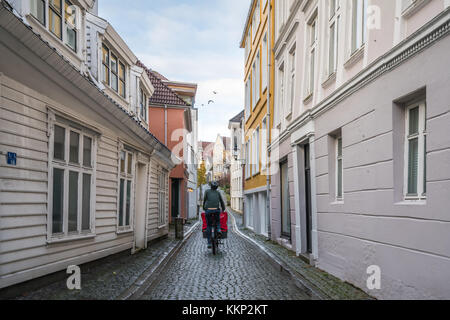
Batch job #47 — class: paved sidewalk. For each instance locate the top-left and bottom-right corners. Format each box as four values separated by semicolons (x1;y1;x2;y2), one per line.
228;208;373;300
11;223;199;300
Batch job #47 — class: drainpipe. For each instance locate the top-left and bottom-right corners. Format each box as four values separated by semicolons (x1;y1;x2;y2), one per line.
266;0;272;239
164;104;168;145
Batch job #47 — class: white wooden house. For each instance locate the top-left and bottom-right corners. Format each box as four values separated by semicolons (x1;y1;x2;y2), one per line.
0;0;173;289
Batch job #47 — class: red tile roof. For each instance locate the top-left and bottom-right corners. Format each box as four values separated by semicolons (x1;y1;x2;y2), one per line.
136;60;188;107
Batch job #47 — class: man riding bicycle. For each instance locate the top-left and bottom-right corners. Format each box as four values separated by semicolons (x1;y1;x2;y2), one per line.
203;181;226;249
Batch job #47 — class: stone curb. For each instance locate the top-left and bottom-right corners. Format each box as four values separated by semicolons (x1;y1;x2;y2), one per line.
118;220;201;300
228;210;328;300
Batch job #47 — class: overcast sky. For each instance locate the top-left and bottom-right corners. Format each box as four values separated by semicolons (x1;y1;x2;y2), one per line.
99;0;249;142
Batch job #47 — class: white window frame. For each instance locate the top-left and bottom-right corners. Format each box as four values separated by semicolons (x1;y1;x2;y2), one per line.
102;44;127;99
47;113;97;243
288;44;296;117
262;32;268;92
351;0;367;54
336;135;343;201
277;61;285;126
245;76;251;120
261;117;268;171
254;127;260;175
252;51;260;110
29;0;80;53
139;86;148;123
117;145;135;233
306;14;318;97
328;0;340;76
404;101;427;201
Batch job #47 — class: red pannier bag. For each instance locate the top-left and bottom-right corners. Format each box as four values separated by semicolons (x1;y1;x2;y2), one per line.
201;212;228;239
220;211;228;239
201;212;207;238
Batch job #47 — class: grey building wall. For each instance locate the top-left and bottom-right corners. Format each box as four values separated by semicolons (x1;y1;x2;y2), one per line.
313;34;450;299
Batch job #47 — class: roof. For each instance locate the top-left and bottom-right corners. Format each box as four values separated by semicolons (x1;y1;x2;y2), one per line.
199;141;214;159
136;60;188;107
229;110;244;123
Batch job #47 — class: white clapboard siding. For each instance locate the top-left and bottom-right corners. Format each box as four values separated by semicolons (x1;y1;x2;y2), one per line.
146;159;169;241
0;75;142;288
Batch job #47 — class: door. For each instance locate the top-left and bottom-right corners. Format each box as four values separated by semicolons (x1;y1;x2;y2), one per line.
304;144;313;253
171;179;180;218
135;163;148;250
280;161;291;239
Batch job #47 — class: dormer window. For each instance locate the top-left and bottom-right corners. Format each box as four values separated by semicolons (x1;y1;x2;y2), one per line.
139;87;148;122
29;0;78;53
102;44;127;99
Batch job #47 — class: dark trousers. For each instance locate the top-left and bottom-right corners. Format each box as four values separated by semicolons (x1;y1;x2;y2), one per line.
205;209;221;244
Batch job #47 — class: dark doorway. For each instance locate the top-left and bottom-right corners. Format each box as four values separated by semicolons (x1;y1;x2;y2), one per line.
171;179;180;218
280;160;291;239
304;144;312;253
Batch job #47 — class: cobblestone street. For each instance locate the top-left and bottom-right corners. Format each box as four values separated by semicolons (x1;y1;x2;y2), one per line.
139;226;313;300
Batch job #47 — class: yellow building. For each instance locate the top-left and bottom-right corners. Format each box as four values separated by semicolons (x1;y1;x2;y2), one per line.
239;0;274;236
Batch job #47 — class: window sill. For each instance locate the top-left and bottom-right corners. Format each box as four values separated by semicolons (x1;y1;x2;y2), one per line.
103;86;129;106
116;228;133;235
331;200;344;205
344;45;365;69
396;198;427;205
303;92;313;104
402;0;431;18
47;234;96;245
322;72;336;88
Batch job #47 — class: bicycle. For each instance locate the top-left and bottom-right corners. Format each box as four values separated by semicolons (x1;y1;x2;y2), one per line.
210;211;222;255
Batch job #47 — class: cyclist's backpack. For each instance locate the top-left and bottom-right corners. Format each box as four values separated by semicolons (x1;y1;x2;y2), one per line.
220;212;228;239
201;212;207;238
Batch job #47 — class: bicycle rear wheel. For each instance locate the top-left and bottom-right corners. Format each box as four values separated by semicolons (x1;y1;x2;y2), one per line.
212;235;217;255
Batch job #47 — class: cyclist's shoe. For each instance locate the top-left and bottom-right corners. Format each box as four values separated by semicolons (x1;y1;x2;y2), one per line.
207;244;212;249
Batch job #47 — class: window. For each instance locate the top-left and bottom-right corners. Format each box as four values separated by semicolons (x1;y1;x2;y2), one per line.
254;127;260;175
48;0;62;39
64;1;76;52
30;0;45;25
102;45;127;97
158;169;168;227
252;1;260;42
404;102;427;200
276;62;285;126
288;45;296;116
245;142;250;179
336;136;343;201
118;149;134;230
262;32;268;91
50;119;94;238
245;76;250;120
110;54;118;92
261;117;268;171
252;51;260;109
119;62;126;98
102;45;110;85
29;0;78;51
139;87;147;122
351;0;367;53
328;0;340;75
307;15;318;96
